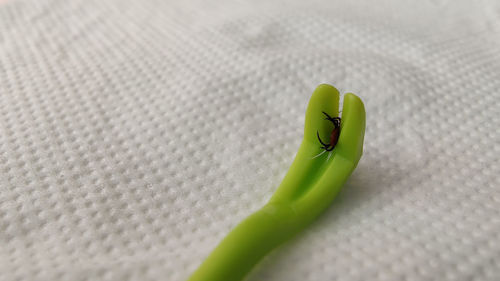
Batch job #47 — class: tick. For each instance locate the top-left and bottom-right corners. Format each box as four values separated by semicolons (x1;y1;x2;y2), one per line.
312;111;341;160
317;111;341;151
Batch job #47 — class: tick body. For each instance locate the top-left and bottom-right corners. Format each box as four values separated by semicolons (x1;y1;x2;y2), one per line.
317;111;341;151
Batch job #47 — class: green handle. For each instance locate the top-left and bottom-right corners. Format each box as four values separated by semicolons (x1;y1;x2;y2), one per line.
188;84;366;281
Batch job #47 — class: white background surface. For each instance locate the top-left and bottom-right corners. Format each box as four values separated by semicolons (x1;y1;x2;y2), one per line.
1;0;500;280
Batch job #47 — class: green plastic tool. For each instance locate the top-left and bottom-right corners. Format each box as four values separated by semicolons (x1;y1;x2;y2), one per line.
188;84;366;281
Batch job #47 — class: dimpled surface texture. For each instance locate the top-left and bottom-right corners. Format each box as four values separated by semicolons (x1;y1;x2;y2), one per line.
1;0;500;280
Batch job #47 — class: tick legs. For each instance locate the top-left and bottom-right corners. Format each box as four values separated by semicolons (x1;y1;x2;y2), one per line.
322;111;341;128
316;131;334;151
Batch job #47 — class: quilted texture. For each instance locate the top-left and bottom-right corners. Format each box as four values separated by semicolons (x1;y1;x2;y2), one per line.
1;0;500;280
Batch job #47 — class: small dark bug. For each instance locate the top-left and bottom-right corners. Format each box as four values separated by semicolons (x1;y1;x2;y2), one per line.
317;111;341;151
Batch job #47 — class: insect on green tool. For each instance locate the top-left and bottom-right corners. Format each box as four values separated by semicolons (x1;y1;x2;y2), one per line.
188;84;366;281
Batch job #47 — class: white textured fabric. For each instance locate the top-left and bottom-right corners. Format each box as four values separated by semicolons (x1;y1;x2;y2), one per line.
1;0;500;280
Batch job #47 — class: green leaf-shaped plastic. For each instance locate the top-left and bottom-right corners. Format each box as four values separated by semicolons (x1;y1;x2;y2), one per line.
188;84;366;281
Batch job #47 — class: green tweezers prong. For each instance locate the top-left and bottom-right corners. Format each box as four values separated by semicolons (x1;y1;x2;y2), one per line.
188;84;366;281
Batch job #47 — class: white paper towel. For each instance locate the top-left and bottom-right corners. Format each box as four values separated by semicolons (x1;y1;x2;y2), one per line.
1;0;499;280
